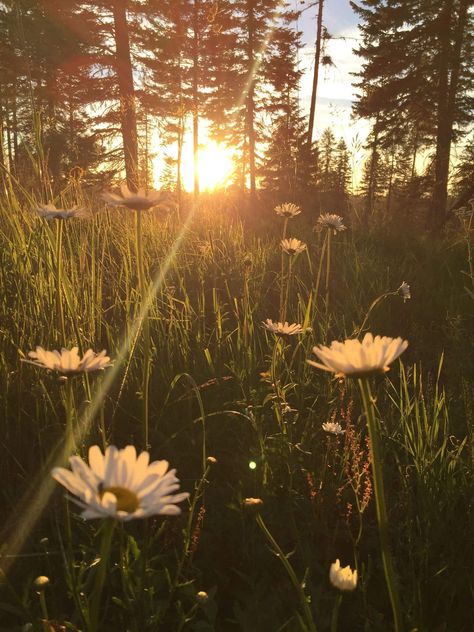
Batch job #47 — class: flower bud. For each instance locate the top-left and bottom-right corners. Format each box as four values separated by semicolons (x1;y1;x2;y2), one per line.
243;497;263;508
196;590;209;604
329;559;357;591
33;576;50;592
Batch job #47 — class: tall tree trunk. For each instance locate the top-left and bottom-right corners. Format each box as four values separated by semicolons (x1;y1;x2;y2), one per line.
386;146;395;215
364;116;380;224
246;0;256;198
192;0;200;198
112;0;139;190
410;126;419;182
307;0;324;147
430;0;468;230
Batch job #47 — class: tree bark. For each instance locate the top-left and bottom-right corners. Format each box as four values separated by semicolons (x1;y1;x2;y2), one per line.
246;0;256;198
112;0;139;190
192;0;200;198
364;116;379;223
430;0;469;230
307;0;324;147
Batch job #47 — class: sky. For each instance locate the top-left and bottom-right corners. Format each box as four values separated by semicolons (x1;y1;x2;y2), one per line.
297;0;370;162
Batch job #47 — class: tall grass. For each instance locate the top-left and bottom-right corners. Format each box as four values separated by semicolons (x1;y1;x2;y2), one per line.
0;176;472;631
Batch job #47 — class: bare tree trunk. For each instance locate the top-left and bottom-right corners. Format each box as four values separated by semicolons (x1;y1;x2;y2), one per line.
430;0;468;230
112;0;139;191
307;0;324;147
246;0;256;198
386;146;395;215
410;127;419;182
192;0;200;199
364;116;380;223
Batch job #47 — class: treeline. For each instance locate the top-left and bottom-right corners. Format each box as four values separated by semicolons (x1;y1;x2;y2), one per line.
352;0;474;227
0;0;472;227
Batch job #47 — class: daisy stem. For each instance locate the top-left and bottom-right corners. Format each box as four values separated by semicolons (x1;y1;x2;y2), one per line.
358;378;403;632
279;218;289;320
255;513;317;632
330;593;342;632
135;211;151;450
38;590;49;624
89;518;116;632
270;336;283;394
325;229;332;309
64;378;75;453
314;232;327;307
55;220;66;344
283;256;293;323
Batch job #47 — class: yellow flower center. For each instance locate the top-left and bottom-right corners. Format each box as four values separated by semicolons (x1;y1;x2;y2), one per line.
100;486;139;513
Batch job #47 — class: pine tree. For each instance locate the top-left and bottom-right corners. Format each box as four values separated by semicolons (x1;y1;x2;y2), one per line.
351;0;474;228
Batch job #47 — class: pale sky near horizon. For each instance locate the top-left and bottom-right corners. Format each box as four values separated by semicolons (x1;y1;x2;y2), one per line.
297;0;370;155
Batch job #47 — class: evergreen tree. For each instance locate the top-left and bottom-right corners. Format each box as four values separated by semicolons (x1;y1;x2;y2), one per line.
351;0;474;228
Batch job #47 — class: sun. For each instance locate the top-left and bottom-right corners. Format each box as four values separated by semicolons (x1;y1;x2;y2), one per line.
182;140;235;191
152;127;236;192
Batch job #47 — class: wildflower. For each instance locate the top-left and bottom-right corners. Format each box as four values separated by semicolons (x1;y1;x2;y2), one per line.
102;184;167;211
24;347;112;375
398;281;411;302
196;591;209;604
329;559;357;591
281;238;306;255
274;202;301;218
263;319;304;336
317;213;347;233
322;421;345;435
34;203;88;220
243;497;263;507
307;333;408;378
52;445;189;521
33;576;50;592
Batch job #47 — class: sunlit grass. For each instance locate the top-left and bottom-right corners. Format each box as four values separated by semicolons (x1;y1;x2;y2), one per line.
0;182;472;631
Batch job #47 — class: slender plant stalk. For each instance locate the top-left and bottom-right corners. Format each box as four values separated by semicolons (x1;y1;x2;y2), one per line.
358;378;403;632
255;513;317;632
64;378;75;453
38;590;49;626
325;229;332;308
330;593;342;632
279;218;289;320
356;291;394;338
55;220;66;344
314;231;327;306
135;211;151;449
282;255;293;323
163;462;212;621
89;519;116;632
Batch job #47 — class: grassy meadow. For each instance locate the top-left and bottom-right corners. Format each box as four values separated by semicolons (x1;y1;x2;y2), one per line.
0;184;473;632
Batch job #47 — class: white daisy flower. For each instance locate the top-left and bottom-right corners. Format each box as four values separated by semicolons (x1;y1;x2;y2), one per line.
317;213;347;233
281;238;306;255
263;319;304;336
398;281;411;302
24;346;112;375
34;203;88;220
274;202;301;218
329;559;358;591
307;333;408;378
52;445;189;521
322;421;345;435
102;184;167;211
